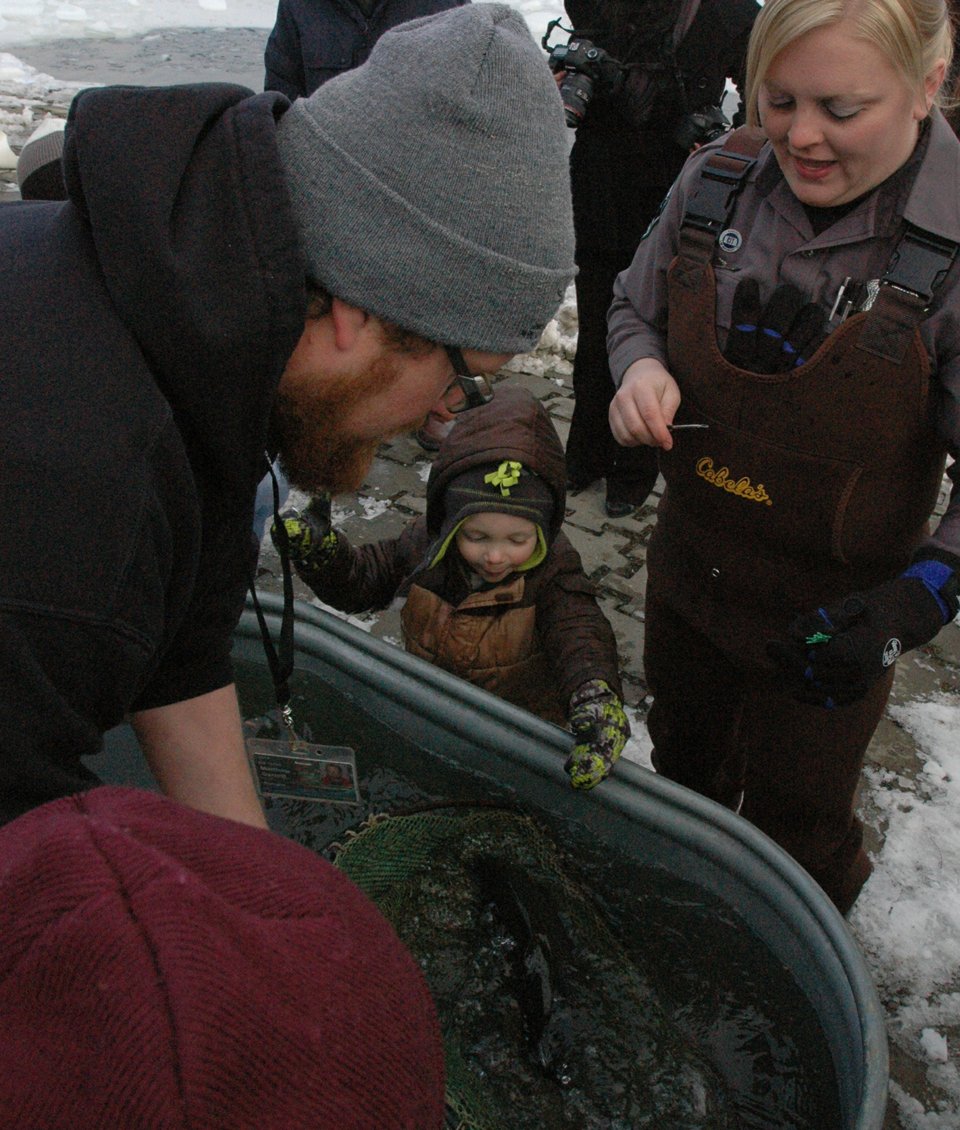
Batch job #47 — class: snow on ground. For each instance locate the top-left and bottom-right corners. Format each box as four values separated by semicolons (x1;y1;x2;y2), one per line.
0;52;82;152
850;696;960;1123
0;0;278;46
1;0;959;1124
0;0;560;48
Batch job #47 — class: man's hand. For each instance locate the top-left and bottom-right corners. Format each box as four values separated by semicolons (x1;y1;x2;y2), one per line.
767;572;953;707
565;679;630;790
609;358;680;450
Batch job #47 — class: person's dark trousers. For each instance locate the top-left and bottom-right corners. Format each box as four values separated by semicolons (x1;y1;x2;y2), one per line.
566;256;660;508
566;125;666;511
643;593;885;914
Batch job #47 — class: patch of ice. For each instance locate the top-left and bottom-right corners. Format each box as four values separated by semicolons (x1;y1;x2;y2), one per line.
0;130;17;167
357;495;391;520
920;1028;950;1064
54;5;88;22
620;704;653;769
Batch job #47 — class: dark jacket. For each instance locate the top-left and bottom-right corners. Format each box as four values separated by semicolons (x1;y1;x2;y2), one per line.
566;0;759;264
264;0;469;99
299;387;623;723
565;0;758;134
0;84;306;820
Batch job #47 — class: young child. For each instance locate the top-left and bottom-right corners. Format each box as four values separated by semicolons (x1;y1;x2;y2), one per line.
273;386;630;790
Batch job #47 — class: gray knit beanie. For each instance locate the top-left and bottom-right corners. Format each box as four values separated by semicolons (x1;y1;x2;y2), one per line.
275;2;575;353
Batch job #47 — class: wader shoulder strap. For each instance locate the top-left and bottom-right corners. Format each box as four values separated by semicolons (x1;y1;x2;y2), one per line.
858;223;959;362
677;126;765;263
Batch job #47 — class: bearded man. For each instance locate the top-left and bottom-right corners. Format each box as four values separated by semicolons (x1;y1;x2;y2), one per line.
0;4;575;827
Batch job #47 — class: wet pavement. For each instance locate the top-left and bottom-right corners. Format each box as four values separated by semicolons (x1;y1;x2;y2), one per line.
4;26;267;92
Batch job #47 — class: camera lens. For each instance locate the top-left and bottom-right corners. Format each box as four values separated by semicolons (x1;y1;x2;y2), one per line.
560;71;593;127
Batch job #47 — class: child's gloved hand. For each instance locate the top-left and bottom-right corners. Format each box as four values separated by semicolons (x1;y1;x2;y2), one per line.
270;493;337;568
565;679;630;790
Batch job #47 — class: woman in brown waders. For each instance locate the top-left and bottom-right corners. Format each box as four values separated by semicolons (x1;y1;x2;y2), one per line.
607;0;960;914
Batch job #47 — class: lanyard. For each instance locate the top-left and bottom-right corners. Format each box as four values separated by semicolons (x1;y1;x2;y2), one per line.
246;455;299;742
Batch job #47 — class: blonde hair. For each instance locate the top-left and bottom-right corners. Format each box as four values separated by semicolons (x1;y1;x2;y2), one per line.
744;0;954;126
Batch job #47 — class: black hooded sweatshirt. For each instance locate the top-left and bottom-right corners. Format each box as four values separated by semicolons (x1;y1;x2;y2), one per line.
0;84;306;821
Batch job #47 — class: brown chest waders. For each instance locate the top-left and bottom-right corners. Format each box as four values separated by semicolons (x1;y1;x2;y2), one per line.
642;130;955;911
650;128;952;672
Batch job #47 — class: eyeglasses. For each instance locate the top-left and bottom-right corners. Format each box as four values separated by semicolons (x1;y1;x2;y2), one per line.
441;346;495;414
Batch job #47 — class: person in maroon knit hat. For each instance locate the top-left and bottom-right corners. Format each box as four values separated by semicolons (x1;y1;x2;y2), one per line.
0;786;445;1129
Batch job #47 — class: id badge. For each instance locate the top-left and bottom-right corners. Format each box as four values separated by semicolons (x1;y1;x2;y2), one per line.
246;737;360;805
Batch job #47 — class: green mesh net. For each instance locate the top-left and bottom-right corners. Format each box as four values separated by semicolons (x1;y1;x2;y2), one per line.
333;805;735;1129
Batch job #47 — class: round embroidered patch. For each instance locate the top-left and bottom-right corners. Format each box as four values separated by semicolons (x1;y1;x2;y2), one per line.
882;638;902;667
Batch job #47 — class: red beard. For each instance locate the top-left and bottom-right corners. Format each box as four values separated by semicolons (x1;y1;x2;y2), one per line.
269;355;405;494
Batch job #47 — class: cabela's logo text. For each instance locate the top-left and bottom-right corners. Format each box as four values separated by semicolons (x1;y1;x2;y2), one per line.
696;457;773;505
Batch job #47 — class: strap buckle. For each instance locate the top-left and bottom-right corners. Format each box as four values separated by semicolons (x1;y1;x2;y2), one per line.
882;225;958;307
683;150;757;236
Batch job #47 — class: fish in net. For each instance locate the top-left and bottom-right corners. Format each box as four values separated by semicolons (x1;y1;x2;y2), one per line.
333;804;735;1129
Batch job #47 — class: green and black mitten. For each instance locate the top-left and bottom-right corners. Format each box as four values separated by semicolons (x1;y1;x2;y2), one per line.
565;679;630;790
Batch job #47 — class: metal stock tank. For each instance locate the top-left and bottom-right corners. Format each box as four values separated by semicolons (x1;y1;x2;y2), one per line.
99;592;889;1129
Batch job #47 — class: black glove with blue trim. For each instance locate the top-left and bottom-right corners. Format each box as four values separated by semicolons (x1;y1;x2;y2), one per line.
767;555;958;707
724;280;828;373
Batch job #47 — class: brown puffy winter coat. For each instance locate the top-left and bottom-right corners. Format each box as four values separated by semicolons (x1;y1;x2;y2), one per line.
304;387;623;725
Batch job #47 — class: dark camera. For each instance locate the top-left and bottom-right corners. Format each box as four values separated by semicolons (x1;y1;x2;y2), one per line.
542;19;625;128
673;105;729;151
